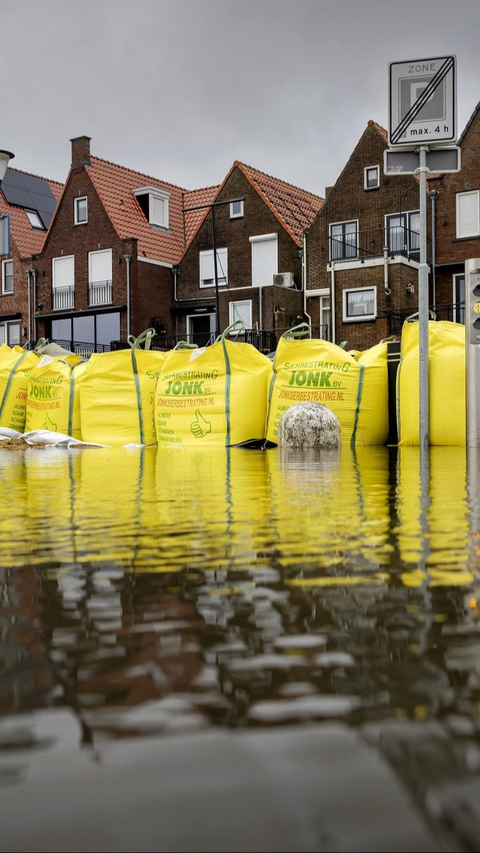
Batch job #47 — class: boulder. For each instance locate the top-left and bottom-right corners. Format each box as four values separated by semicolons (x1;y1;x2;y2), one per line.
277;402;341;449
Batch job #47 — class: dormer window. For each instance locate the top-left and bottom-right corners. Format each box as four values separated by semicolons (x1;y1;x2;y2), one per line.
134;186;170;229
25;209;45;230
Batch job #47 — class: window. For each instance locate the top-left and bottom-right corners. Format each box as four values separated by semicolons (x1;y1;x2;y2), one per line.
25;209;45;230
134;186;170;229
199;248;228;287
89;249;112;305
230;200;244;218
74;197;88;225
319;294;330;340
364;165;379;190
329;221;358;261
456;191;479;238
0;321;20;346
51;312;121;349
386;211;420;256
250;233;278;286
453;273;465;324
229;300;252;330
343;286;377;322
52;255;75;310
2;259;13;294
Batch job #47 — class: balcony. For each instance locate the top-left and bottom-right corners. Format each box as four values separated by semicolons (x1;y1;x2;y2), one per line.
89;280;112;306
329;225;424;265
53;286;74;310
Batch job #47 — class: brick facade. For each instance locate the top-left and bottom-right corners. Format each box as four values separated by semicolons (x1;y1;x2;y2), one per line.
177;166;304;339
305;122;431;348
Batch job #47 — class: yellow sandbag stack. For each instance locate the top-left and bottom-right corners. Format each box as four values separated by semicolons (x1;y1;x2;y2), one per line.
78;329;166;446
0;344;41;432
155;323;273;446
397;320;465;445
266;325;388;447
25;356;82;439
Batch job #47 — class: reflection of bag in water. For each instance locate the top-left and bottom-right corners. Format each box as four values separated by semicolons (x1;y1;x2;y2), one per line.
397;321;465;445
25;356;82;439
155;324;272;446
78;330;166;446
0;344;41;432
266;326;388;447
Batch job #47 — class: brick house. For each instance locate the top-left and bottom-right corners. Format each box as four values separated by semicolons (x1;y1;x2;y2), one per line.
305;121;431;350
33;136;217;353
432;101;480;323
176;161;323;348
0;167;63;347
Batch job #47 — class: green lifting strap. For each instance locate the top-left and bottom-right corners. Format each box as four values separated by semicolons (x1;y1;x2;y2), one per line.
215;320;245;343
128;328;156;351
280;322;311;340
173;341;198;351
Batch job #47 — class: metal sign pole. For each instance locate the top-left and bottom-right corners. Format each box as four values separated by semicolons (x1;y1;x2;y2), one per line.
418;145;429;450
465;258;480;446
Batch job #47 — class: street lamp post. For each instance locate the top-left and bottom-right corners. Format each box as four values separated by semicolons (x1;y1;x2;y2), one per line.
182;197;245;340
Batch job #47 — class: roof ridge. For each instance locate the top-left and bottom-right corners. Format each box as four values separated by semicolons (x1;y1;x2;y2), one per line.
7;165;64;187
459;99;480;145
90;154;192;193
185;183;221;194
235;160;324;201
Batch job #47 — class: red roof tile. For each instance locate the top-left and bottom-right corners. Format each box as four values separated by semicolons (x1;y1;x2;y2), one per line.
86;156;218;265
183;184;220;244
0;168;64;258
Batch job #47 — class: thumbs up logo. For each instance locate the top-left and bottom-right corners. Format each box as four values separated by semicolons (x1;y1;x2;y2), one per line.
190;410;212;439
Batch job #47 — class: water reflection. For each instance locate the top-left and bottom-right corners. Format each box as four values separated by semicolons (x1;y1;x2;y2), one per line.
1;444;480;846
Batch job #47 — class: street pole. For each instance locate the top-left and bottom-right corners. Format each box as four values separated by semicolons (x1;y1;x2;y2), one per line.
465;258;480;447
418;145;430;452
211;205;220;339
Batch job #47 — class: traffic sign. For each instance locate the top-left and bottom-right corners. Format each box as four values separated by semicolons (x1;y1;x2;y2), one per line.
389;55;456;148
384;145;461;175
0;215;10;256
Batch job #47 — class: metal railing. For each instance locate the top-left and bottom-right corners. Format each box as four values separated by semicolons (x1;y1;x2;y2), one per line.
382;302;465;334
89;280;113;306
52;286;75;310
146;324;331;354
49;339;112;358
330;225;424;263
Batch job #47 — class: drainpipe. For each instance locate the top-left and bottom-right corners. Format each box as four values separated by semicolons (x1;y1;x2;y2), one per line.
429;190;439;311
384;246;391;296
124;253;131;338
27;269;32;342
32;268;37;341
302;234;312;328
330;261;336;345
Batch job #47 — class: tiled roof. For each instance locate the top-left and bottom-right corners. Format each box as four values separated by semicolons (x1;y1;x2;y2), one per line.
183;184;220;244
237;162;324;245
0;168;64;258
86;156;218;265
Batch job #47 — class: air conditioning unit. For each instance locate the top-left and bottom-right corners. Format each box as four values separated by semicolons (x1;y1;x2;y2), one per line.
273;272;295;288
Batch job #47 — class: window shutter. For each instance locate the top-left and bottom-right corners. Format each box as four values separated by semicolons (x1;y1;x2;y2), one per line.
53;256;74;289
230;301;252;328
200;249;227;284
200;251;214;283
89;250;112;283
151;195;165;226
251;236;278;287
457;192;479;238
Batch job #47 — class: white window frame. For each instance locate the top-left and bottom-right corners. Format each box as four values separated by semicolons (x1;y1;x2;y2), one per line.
199;248;228;288
25;209;45;230
74;196;88;226
52;255;75;289
318;289;331;340
2;259;13;294
133;185;170;229
364;165;380;190
456;191;480;239
0;320;21;346
229;299;252;331
230;200;244;219
329;220;359;261
88;248;112;283
342;286;377;323
385;210;420;255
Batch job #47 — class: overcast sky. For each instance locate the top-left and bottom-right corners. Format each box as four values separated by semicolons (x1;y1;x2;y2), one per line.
3;0;480;197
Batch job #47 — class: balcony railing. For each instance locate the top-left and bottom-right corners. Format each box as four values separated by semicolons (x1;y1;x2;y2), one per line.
382;302;465;334
330;225;425;263
89;280;112;306
53;286;75;310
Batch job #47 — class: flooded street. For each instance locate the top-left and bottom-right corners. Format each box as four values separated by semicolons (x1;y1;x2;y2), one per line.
1;445;480;851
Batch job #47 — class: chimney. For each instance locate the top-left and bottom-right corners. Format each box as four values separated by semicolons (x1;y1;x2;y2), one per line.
70;136;91;169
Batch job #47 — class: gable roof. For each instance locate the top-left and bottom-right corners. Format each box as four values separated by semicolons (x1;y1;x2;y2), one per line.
85;156;218;265
181;161;324;255
1;168;64;258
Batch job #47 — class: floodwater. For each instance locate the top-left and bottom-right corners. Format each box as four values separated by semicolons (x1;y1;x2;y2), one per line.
1;445;480;851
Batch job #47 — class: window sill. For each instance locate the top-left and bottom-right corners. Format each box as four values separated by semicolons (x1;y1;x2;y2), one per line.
342;316;377;324
74;221;88;226
453;235;480;242
364;186;380;191
1;291;14;296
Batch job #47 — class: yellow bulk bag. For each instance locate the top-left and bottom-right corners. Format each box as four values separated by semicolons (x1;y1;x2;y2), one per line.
0;344;41;432
397;320;465;445
266;325;388;447
78;329;166;446
25;356;81;439
155;323;273;446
